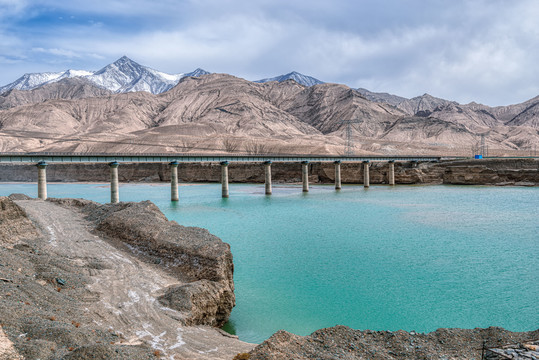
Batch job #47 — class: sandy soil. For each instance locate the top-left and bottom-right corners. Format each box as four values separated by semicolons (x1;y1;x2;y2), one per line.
11;199;254;359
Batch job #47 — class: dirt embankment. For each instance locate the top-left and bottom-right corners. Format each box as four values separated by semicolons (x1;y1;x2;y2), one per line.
0;195;253;360
0;158;537;186
248;325;539;360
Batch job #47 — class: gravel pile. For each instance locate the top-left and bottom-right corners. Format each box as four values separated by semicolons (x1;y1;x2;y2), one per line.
487;340;539;359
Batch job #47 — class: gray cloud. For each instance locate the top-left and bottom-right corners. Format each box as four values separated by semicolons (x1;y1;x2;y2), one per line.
0;0;538;105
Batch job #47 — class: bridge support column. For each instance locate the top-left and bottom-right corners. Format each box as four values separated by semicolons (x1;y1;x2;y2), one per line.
388;160;395;186
221;161;229;198
36;161;48;200
170;161;179;201
334;161;342;190
109;161;119;204
302;161;309;192
363;161;370;188
264;161;272;195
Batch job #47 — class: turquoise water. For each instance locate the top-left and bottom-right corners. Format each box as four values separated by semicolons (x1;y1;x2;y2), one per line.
2;183;538;343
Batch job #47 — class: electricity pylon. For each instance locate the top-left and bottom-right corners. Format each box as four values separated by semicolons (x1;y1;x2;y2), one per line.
341;119;361;155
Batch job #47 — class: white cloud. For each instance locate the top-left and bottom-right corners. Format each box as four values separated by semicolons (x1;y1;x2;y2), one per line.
32;47;81;58
1;0;539;105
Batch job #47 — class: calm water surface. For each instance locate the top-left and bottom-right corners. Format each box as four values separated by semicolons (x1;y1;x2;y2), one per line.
2;183;538;343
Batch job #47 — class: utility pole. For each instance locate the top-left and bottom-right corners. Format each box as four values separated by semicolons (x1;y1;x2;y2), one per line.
341;119;361;156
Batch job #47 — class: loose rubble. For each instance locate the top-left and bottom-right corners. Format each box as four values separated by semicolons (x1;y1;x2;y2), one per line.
248;326;539;360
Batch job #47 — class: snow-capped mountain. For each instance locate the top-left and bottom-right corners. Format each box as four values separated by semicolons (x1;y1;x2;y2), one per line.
0;56;210;95
87;56;179;94
255;71;324;87
0;70;90;93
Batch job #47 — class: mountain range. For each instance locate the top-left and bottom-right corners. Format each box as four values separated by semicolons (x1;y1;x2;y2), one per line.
0;56;210;95
0;57;322;95
0;57;537;156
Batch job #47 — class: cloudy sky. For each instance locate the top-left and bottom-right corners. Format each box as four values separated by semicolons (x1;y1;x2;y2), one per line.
1;0;538;106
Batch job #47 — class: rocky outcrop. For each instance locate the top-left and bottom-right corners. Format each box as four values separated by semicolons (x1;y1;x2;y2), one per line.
441;158;539;185
158;279;235;327
248;325;539;360
79;200;236;327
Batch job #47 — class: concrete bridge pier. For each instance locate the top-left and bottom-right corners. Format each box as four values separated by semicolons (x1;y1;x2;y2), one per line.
363;161;370;188
301;161;309;192
109;161;119;203
36;161;48;200
170;161;179;201
264;161;272;195
388;160;395;185
334;160;342;190
221;161;229;198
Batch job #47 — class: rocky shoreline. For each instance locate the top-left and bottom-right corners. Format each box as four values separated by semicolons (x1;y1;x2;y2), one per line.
247;326;539;360
0;158;538;186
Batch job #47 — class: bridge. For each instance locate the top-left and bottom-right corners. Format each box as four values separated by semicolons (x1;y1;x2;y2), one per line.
0;152;444;203
0;152;441;164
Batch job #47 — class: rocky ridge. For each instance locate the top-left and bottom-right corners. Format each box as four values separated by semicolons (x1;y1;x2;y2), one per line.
0;77;112;110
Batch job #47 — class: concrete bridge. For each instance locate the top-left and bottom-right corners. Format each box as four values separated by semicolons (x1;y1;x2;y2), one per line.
0;153;443;202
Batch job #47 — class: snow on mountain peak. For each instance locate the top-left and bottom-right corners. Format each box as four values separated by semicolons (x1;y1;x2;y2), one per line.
0;57;211;95
255;71;324;87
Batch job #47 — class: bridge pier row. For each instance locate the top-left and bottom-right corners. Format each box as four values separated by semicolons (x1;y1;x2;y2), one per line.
363;161;370;188
334;161;342;190
302;161;309;192
170;161;179;201
264;161;272;195
388;160;395;185
109;161;119;204
36;161;48;200
221;161;229;198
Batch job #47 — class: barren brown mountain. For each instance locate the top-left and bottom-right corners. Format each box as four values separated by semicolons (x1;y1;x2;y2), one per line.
0;77;112;110
0;73;537;155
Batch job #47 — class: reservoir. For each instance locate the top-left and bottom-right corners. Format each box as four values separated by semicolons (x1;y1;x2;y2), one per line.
1;183;537;343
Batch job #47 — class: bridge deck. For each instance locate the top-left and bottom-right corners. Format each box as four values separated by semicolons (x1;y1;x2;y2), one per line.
0;153;442;164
